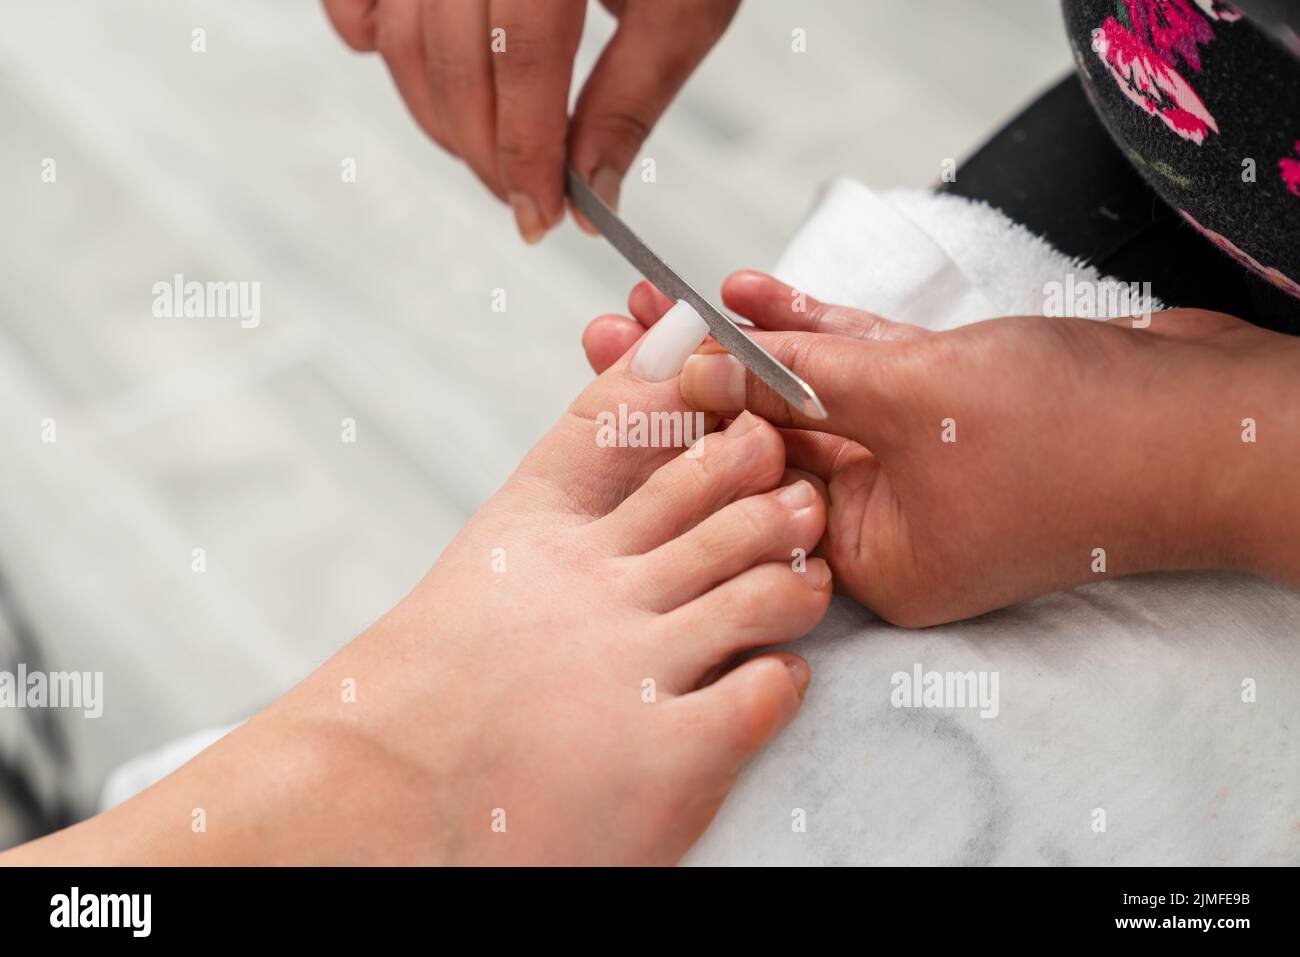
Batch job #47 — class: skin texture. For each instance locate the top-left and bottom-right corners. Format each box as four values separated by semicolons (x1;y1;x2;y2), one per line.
2;343;830;865
320;0;740;241
584;271;1300;627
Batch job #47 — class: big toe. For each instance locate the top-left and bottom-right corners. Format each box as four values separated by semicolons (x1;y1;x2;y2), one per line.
510;341;718;520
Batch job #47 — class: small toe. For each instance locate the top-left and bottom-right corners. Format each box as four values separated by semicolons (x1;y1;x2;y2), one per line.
636;480;826;609
654;559;831;690
669;653;811;772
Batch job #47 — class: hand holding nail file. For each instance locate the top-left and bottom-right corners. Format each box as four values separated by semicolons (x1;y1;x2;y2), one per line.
565;166;828;420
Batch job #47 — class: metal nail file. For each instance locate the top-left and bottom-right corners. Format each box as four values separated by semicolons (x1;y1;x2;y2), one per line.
565;166;828;420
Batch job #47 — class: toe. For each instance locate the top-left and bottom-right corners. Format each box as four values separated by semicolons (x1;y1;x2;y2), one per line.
510;363;712;522
669;653;811;772
636;480;826;609
512;326;728;522
654;559;831;690
590;411;786;554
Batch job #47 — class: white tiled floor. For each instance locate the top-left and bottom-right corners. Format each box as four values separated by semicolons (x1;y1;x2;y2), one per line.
0;0;1072;830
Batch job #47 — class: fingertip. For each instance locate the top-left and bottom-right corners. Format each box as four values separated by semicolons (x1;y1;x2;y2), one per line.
626;279;651;315
721;271;814;330
721;269;783;303
583;314;643;374
324;0;379;52
508;191;551;244
628;280;674;327
722;269;775;291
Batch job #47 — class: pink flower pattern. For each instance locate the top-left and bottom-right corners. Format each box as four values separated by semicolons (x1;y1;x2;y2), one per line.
1091;0;1228;145
1088;3;1296;298
1131;0;1215;71
1280;141;1300;198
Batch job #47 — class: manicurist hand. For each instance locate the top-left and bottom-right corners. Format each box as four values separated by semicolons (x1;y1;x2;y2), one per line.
585;272;1300;627
322;0;740;241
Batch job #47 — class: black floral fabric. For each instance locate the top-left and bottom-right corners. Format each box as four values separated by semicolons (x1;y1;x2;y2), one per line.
1063;0;1300;300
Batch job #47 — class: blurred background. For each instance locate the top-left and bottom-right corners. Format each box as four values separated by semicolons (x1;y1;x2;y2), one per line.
0;0;1071;847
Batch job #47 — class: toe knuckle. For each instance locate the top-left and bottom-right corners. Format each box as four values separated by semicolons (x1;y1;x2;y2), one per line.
735;497;778;541
711;578;754;623
694;532;735;569
681;452;722;499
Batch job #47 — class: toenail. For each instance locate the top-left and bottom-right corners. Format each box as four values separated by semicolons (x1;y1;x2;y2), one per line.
630;299;710;381
726;410;762;437
777;479;816;509
680;353;746;410
802;559;832;589
785;657;811;698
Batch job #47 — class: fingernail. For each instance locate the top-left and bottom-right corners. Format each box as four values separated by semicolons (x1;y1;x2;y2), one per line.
680;353;746;411
785;657;811;699
802;558;831;590
590;166;622;211
508;191;546;244
631;299;710;381
726;410;762;437
777;479;816;509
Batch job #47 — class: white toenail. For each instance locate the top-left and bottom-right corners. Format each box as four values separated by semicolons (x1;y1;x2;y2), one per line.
630;300;710;381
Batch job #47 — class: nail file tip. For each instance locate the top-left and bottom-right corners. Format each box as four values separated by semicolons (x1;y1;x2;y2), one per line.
801;388;829;421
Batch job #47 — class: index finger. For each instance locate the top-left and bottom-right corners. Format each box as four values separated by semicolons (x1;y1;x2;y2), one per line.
489;0;586;242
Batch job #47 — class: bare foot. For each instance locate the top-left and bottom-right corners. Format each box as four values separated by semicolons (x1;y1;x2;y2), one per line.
6;336;831;865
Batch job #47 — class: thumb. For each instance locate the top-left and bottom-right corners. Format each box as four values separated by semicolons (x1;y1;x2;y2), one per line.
678;331;916;451
566;0;739;226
